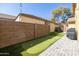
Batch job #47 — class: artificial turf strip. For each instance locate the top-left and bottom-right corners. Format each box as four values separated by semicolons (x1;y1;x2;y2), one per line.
21;33;64;56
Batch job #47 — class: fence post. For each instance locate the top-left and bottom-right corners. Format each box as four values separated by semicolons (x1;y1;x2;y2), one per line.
33;24;36;39
48;24;50;34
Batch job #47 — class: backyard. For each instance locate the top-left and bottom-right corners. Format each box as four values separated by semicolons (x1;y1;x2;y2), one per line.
0;32;64;56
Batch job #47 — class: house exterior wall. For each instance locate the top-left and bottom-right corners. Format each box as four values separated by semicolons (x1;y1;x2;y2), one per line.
15;15;56;32
75;3;79;41
50;23;55;32
44;21;55;32
19;15;45;24
0;18;14;21
67;23;75;30
15;16;21;21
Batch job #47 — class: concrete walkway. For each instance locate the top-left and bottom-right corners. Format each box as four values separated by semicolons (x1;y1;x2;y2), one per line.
39;35;79;56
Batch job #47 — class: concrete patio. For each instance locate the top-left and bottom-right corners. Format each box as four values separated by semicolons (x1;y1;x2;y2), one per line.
39;35;79;56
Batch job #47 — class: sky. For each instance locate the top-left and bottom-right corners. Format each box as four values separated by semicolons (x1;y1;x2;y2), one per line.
0;3;72;20
0;3;20;16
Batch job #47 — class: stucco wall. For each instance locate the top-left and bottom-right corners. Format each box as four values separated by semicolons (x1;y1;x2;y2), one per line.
50;23;55;32
15;15;56;32
0;18;14;21
19;15;45;24
67;23;75;30
75;4;79;41
15;16;21;21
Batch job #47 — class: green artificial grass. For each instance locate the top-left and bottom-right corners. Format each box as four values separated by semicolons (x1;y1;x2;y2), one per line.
21;33;64;56
0;32;64;56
